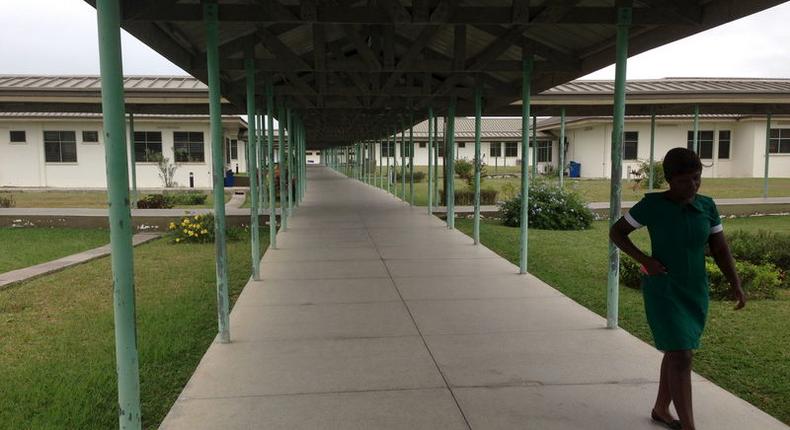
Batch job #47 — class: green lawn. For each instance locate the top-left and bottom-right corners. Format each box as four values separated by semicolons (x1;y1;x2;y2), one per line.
0;229;268;429
454;215;790;425
360;169;790;206
0;228;110;273
2;190;231;209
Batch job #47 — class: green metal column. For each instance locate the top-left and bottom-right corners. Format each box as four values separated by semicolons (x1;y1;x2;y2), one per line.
434;116;439;205
378;139;383;189
386;135;392;193
400;129;406;200
606;6;631;329
559;107;566;187
266;80;277;249
245;52;261;281
409;119;415;206
205;1;231;343
96;0;141;427
259;111;267;211
127;112;137;206
692;104;700;154
428;107;434;214
446;97;457;229
532;115;537;178
649;111;656;191
286;108;293;216
473;87;482;245
764;113;772;198
519;55;533;274
278;100;288;231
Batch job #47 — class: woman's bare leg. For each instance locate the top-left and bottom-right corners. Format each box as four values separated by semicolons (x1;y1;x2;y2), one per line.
653;353;676;421
667;350;695;430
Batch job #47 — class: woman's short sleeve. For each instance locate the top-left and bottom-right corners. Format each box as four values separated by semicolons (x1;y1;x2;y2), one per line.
624;197;652;229
707;198;723;234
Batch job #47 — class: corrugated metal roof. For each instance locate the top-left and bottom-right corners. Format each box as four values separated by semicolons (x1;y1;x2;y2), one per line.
0;75;204;91
543;78;790;95
0;111;246;123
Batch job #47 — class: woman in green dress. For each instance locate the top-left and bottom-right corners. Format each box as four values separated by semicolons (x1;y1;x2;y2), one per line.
610;148;745;430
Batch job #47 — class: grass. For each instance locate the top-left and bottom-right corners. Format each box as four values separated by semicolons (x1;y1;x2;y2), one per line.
2;190;232;209
360;169;790;206
0;229;268;429
454;215;790;425
0;228;109;273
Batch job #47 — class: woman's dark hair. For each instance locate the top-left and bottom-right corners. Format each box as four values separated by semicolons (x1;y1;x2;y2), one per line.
663;147;702;180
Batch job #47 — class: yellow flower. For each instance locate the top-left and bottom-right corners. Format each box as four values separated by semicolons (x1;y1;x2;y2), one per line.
201;229;208;234
182;229;188;234
175;238;180;243
168;222;176;230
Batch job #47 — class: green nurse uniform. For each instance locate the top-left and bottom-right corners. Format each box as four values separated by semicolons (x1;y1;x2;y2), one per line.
624;192;722;351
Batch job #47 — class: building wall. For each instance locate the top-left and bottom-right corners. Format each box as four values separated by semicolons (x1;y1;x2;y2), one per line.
0;117;245;188
369;139;550;170
746;118;790;178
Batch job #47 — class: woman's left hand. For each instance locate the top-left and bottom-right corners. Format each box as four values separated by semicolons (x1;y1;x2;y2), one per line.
732;285;746;310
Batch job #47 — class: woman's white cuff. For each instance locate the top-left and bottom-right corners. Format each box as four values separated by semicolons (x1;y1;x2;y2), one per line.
710;224;723;234
624;212;643;229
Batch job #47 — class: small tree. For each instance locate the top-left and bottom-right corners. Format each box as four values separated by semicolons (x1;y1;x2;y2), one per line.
147;149;178;188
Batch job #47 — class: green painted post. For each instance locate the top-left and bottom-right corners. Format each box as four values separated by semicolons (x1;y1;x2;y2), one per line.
428;107;434;215
532;115;537;178
447;97;457;229
378;139;383;189
96;0;141;426
287;108;293;216
266;80;277;249
278;101;288;231
259;111;267;211
386;135;391;193
204;1;231;343
473;87;482;245
559;107;566;187
606;6;631;329
400;129;406;200
409;119;415;206
519;55;533;274
434;115;439;205
245;52;261;281
649;111;656;191
764;113;772;198
127;112;138;206
693;104;700;154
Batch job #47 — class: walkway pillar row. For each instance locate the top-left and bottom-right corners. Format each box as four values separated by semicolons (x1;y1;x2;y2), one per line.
446;97;457;229
258;110;267;211
244;50;260;281
286;107;294;217
427;106;434;215
96;0;141;427
205;0;231;343
434;115;439;205
519;54;533;274
606;6;632;329
266;80;277;249
764;113;772;198
473;87;482;245
127;112;137;206
378;138;383;189
400;128;406;200
386;133;392;193
278;100;288;231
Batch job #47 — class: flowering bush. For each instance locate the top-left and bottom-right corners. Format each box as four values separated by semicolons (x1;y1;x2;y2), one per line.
499;180;593;230
169;214;213;244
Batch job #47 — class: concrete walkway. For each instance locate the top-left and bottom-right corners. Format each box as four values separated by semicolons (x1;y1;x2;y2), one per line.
0;232;160;289
160;166;786;430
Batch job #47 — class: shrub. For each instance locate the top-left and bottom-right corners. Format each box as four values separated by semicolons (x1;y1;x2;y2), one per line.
440;188;498;206
168;192;208;206
707;259;779;300
136;194;174;209
394;171;427;182
167;213;244;244
726;230;790;270
620;256;642;289
499;181;593;230
632;160;666;189
455;159;474;182
0;193;15;208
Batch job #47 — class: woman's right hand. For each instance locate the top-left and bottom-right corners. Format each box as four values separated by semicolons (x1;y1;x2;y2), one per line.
641;257;667;275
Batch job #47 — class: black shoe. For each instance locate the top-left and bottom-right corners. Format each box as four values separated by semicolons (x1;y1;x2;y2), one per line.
651;410;682;430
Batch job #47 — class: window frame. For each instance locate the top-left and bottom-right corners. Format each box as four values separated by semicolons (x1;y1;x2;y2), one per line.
504;141;518;157
623;131;638;160
174;131;206;163
718;130;731;159
134;131;163;162
43;130;78;163
81;130;100;144
9;130;26;144
537;140;553;163
687;130;715;159
769;128;790;154
489;142;502;157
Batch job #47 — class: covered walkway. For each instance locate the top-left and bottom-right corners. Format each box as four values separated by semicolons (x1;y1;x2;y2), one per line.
161;166;784;430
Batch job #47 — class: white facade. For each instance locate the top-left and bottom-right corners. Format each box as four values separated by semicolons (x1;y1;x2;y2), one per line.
0;115;248;188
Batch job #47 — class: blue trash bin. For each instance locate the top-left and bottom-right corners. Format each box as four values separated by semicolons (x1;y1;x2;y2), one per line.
569;161;581;178
224;169;235;187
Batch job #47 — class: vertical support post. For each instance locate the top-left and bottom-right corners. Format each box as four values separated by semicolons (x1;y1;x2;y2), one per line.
245;50;261;281
446;97;457;229
559;107;566;187
473;86;482;245
532;115;537;178
278;100;288;231
205;1;230;343
649;110;656;191
606;6;631;329
519;54;533;274
764;112;772;198
96;0;141;426
386;134;392;193
428;107;434;214
409;117;415;206
693;104;700;154
287;108;294;216
378;139;382;188
258;111;266;211
434;115;439;205
266;80;277;249
400;129;406;200
127;112;137;206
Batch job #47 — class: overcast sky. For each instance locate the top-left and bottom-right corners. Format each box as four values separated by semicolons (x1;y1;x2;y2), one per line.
2;1;790;80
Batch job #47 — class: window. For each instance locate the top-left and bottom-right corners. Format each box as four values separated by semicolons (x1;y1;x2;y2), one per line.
10;130;26;143
718;131;731;159
174;131;205;162
382;141;395;157
458;142;466;148
504;142;518;157
44;131;77;162
769;128;790;154
225;138;238;161
82;131;99;143
623;131;638;160
687;130;714;159
490;142;502;157
400;143;412;157
537;141;552;162
437;142;445;158
134;131;162;162
418;142;426;148
315;150;320;155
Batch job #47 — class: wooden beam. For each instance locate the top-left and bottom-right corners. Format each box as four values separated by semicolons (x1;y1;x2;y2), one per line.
339;24;382;71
